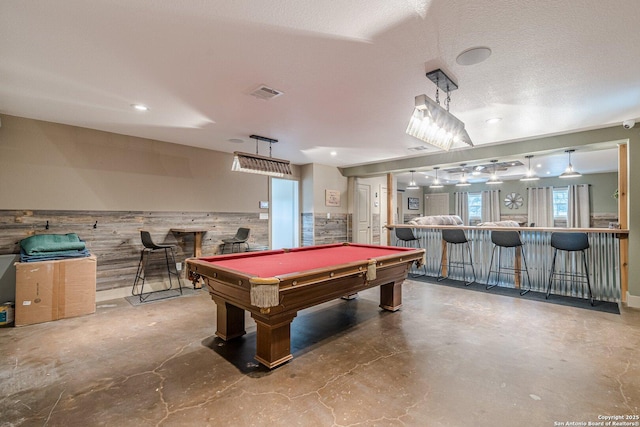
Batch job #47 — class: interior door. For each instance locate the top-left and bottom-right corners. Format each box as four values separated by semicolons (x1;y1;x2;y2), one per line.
356;183;371;244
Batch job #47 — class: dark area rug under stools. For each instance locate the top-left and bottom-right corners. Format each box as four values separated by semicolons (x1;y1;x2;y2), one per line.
412;275;620;314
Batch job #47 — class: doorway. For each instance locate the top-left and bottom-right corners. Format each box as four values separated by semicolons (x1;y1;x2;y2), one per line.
271;178;300;249
355;183;372;244
380;184;388;245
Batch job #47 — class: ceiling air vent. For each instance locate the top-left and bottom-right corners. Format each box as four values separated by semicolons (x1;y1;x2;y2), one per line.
249;85;284;100
408;145;430;152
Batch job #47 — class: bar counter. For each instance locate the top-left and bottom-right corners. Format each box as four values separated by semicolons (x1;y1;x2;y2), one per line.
389;225;629;302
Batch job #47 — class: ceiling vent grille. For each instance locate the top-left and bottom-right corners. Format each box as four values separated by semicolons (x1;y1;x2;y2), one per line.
408;145;430;152
249;85;284;100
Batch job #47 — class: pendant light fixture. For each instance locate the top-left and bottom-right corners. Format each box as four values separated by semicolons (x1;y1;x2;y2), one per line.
406;69;474;151
407;170;419;189
430;167;444;188
456;164;471;187
520;155;540;181
231;135;292;177
559;149;581;178
486;159;503;185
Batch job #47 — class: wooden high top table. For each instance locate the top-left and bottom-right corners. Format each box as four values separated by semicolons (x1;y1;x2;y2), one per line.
171;227;212;258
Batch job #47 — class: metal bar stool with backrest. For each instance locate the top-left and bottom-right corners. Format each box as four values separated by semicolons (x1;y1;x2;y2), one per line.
394;227;426;277
546;232;593;305
486;230;531;295
437;228;476;285
132;230;182;302
220;227;251;253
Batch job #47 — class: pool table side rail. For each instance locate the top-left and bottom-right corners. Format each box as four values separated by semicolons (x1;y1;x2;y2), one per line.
185;247;425;291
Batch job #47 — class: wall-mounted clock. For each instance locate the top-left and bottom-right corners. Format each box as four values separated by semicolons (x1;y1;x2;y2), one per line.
504;192;523;209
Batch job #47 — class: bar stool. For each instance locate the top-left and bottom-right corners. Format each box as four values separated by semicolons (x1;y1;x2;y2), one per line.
132;230;183;302
486;230;531;295
395;227;426;277
546;232;593;305
437;228;476;285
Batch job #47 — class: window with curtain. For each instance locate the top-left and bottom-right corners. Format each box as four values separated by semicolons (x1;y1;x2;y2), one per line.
481;189;501;222
568;184;590;228
553;187;568;219
528;185;589;228
527;187;554;227
454;192;469;225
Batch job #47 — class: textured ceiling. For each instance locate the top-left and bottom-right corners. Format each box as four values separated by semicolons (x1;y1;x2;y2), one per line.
1;0;639;172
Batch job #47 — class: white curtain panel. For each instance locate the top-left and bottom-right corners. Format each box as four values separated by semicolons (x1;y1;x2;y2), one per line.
527;187;554;227
481;190;501;222
568;184;591;228
454;192;469;225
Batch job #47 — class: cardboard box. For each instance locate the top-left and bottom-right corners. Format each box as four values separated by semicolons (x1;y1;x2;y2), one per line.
15;256;96;326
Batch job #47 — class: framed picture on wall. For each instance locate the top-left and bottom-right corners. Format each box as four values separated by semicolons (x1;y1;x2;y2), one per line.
408;197;419;210
325;189;341;207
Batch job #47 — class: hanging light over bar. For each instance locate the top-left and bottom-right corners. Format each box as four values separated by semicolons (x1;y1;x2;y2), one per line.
406;170;419;189
455;164;471;187
486;159;503;185
520;155;540;181
559;149;581;178
430;167;444;188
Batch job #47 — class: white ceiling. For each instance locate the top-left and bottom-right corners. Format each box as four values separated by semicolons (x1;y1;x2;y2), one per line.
1;1;639;173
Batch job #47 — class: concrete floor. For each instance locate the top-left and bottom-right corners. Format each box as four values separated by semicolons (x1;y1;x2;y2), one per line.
1;280;639;427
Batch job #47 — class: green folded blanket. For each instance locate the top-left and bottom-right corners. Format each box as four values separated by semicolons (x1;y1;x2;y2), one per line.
20;233;86;255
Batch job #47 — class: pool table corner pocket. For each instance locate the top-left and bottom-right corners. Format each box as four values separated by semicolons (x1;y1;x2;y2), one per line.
250;277;281;313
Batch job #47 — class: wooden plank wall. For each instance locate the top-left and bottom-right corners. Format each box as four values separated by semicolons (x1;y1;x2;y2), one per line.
301;213;314;246
313;213;348;245
0;210;268;292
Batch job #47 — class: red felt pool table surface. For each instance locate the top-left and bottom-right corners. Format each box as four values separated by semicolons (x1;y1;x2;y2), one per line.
186;243;425;368
196;243;418;278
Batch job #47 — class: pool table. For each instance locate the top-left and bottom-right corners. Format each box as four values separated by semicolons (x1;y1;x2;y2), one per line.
186;242;425;368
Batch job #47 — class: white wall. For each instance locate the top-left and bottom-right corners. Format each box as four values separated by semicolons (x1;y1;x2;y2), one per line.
311;163;349;213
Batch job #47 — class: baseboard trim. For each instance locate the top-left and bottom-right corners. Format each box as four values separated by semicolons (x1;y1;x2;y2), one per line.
626;291;640;309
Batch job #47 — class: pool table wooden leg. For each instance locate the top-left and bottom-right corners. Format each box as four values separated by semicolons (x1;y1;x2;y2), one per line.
211;296;246;340
251;312;297;369
379;280;403;311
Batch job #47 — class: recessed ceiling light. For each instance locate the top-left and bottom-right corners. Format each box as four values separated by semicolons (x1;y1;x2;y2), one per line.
131;104;149;111
330;151;337;156
228;138;244;143
456;47;492;66
536;163;542;168
485;117;502;125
